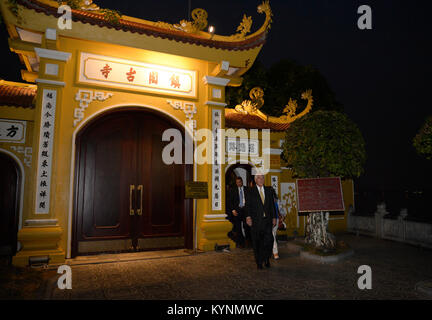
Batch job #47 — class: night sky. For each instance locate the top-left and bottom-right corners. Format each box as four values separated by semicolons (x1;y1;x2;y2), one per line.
0;0;431;192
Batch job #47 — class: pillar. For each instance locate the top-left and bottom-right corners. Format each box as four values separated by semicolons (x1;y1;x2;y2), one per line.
198;75;235;250
13;29;71;266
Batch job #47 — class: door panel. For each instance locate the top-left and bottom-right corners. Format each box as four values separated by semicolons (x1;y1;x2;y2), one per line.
150;133;178;228
0;153;19;256
137;114;184;237
76;114;136;241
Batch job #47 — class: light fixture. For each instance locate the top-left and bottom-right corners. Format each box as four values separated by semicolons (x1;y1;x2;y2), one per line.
208;25;215;34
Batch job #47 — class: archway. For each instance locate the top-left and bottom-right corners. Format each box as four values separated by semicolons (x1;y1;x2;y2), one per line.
72;107;192;256
0;152;21;259
225;163;254;193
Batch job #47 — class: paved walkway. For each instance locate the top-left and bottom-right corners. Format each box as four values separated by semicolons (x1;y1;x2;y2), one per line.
2;234;432;299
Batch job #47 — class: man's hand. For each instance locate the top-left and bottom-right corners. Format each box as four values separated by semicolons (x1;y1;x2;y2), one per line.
246;216;252;227
232;210;238;217
272;218;277;227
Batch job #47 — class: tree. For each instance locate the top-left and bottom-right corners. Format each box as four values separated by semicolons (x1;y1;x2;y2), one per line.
282;110;366;250
413;116;432;160
282;110;366;179
264;60;343;116
226;59;343;116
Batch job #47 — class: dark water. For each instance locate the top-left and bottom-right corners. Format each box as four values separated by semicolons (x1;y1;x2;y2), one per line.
354;188;432;223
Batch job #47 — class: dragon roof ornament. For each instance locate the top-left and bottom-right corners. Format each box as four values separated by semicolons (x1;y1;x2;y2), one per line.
155;8;208;33
154;0;272;39
233;87;313;125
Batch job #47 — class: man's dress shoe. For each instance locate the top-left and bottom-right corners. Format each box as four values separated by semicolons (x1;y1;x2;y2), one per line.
264;259;270;268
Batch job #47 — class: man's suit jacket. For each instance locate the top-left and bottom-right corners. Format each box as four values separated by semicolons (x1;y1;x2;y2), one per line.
227;186;247;221
245;186;277;228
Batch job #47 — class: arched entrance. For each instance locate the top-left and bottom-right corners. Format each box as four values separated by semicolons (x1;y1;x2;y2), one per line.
72;108;192;256
225;163;254;192
0;152;21;259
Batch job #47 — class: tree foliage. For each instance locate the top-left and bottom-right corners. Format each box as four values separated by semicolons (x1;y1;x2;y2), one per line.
226;59;343;116
282;110;366;179
413;116;432;160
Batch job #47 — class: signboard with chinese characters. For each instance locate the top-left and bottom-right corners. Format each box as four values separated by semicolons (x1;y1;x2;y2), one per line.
78;52;197;98
35;89;57;214
296;177;345;213
226;138;259;156
212;109;222;211
185;181;208;199
0;119;26;143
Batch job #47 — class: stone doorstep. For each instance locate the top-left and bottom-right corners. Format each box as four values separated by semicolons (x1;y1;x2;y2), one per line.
63;249;192;267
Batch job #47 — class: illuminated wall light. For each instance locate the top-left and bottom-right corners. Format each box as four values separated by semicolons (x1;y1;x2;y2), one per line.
208;25;215;34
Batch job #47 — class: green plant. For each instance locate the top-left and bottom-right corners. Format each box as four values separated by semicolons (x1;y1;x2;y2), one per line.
100;8;122;26
282;110;366;179
413;116;432;160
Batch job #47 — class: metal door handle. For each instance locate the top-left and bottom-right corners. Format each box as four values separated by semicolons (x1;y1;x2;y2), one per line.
137;185;143;216
129;184;135;215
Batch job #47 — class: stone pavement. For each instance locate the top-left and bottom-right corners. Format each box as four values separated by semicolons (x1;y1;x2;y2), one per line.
2;233;432;300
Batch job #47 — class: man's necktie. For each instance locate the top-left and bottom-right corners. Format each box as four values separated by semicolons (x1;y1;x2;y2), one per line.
239;187;244;207
259;187;265;204
259;187;266;217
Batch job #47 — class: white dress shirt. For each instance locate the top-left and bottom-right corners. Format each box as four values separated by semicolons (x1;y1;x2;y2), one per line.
238;186;245;208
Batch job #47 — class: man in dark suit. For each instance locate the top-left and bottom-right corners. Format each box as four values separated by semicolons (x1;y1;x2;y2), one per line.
245;174;277;269
226;177;247;247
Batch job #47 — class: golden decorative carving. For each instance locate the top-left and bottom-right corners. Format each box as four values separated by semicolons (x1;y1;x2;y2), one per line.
154;21;177;31
233;87;313;125
153;1;272;40
82;0;99;11
277;89;313;123
230;14;253;40
257;0;273;30
235;87;264;114
228;1;272;40
155;8;208;33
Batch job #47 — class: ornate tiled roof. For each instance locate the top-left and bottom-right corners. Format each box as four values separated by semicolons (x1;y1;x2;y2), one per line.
16;0;271;51
0;82;36;108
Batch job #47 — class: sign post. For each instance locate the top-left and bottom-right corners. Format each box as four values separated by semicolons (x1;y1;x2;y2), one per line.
185;181;208;254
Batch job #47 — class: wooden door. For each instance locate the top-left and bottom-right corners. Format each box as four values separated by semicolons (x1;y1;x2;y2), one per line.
73;109;191;256
74;112;137;254
0;153;20;257
136;113;185;239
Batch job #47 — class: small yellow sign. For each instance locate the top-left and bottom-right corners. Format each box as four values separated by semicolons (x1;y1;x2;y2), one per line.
185;181;208;199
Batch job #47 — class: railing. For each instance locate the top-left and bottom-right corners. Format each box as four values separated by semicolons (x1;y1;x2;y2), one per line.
347;204;432;249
